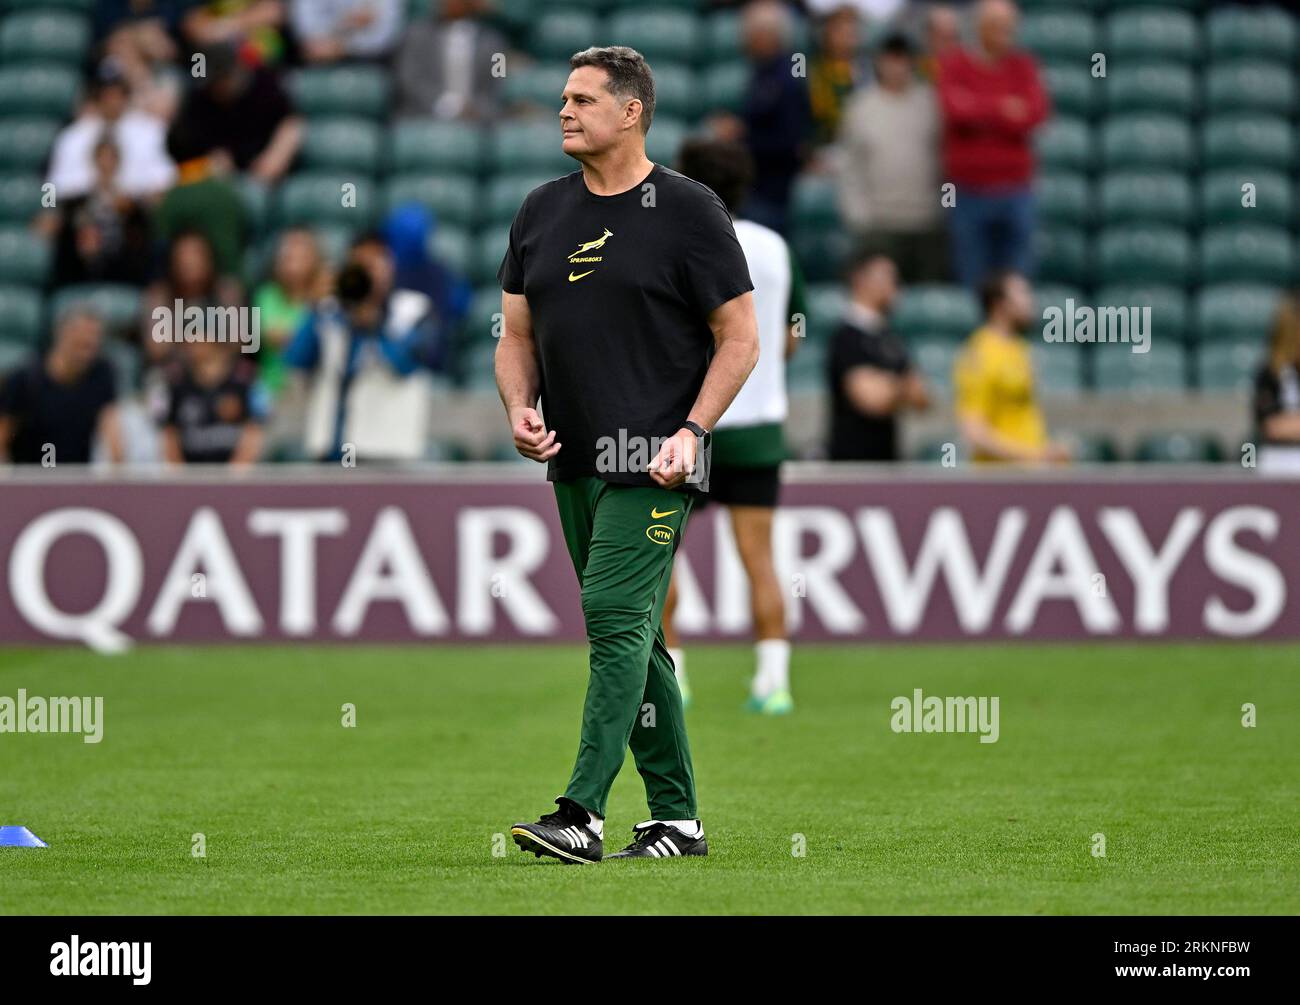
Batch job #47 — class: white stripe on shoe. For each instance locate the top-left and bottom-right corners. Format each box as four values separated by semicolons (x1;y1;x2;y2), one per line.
661;836;680;856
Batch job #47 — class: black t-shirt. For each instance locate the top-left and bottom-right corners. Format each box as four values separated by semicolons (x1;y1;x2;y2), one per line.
827;316;911;462
182;68;293;171
0;356;116;464
1253;363;1300;445
497;164;753;487
162;355;266;464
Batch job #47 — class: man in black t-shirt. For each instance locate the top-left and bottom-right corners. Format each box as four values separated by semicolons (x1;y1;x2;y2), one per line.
0;309;123;466
827;254;930;461
497;46;758;863
158;341;267;465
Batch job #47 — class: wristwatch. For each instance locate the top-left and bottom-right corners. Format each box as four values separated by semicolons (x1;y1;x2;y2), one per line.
682;420;709;441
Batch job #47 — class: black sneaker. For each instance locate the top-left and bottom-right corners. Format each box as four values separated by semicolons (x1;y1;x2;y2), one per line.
605;821;707;859
510;797;603;864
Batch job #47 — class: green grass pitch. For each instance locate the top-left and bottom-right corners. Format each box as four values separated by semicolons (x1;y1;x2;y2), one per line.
0;642;1295;915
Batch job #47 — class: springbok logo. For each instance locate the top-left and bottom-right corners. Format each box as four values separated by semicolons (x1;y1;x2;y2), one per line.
568;228;613;281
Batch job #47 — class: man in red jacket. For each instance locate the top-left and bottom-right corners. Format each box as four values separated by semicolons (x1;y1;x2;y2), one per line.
936;0;1049;290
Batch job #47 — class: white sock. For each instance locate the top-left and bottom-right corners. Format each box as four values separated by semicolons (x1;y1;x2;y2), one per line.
752;639;791;698
585;810;603;839
668;647;687;685
644;818;702;839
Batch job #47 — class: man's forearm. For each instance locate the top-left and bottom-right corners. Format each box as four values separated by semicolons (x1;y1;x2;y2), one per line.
687;332;758;430
495;335;540;416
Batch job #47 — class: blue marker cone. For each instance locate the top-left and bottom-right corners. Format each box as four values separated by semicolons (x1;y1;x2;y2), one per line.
0;826;47;847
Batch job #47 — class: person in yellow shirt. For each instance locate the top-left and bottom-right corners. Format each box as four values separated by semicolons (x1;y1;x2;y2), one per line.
954;271;1071;464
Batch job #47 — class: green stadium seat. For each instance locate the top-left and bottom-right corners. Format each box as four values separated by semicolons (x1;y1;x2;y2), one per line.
607;10;703;63
486;0;537;35
485;172;551;225
1194;284;1281;342
606;0;702;9
0;282;42;345
430;223;472;277
387;121;485;175
1134;433;1224;464
912;339;958;395
0;10;89;64
1035;227;1090;286
1061;432;1119;463
0;65;79;119
466;285;502;345
1104;63;1196;117
788;225;852;284
102;337;141;394
0;173;40;224
1018;0;1105;9
50;283;141;337
645;116;688;167
1099;170;1193;228
0;0;96;12
790;174;839;230
1196;341;1263;393
1105;9;1199;63
0;339;30;374
502;63;570;112
705;10;743;60
491;121;574;174
0;119;60;171
785;337;826;393
1033;282;1084;318
1035;116;1093;172
1041;63;1098;120
1029;342;1083;395
1199;226;1296;287
1101;115;1194;171
1094;284;1188;343
1205;62;1295;118
0;226;48;286
892;284;979;342
1199;169;1294;229
288;66;390;119
299;118;382;175
234;175;269;234
1093;343;1188;396
1096;226;1192;286
1037;171;1090;227
272;173;379;228
651;63;699;121
383;174;478;228
473;224;512;286
804;283;845;344
1020;11;1098;62
532;10;601;60
1207;7;1297;63
699;60;748;115
1201;116;1295;172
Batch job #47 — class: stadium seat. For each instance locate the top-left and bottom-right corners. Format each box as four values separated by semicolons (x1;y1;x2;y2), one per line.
1040;63;1098;120
0;339;29;374
0;119;60;171
101;337;141;394
1035;227;1090;286
383;174;479;228
388;120;485;175
1133;432;1225;463
50;283;141;337
0;0;96;11
1035;116;1092;172
607;11;703;63
785;337;826;392
1193;284;1281;342
532;10;602;61
1207;6;1297;63
1020;11;1098;63
485;172;553;225
288;66;390;119
430;223;472;278
1099;170;1193;228
491;121;575;174
1096;226;1192;286
1105;9;1200;63
650;63;699;121
1201;116;1295;172
0;10;90;64
699;60;749;115
1198;226;1296;287
0;172;39;224
1104;63;1196;118
472;224;512;286
0;226;48;286
1037;171;1090;227
791;175;839;230
0;282;42;345
1195;341;1263;393
1029;342;1083;395
804;283;845;344
788;225;852;284
299;118;382;175
644;116;688;167
1101;114;1194;171
272;173;379;228
1094;284;1188;343
911;339;958;395
1061;432;1119;463
465;285;502;346
1198;169;1293;229
502;63;570;112
1205;62;1295;118
0;65;79;119
892;284;979;342
1018;0;1104;9
1093;343;1188;395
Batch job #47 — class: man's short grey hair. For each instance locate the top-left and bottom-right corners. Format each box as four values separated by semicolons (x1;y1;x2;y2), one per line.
570;45;656;134
55;303;103;331
743;0;794;44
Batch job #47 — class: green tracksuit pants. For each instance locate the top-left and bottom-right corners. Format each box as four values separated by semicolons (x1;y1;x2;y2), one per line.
553;475;697;820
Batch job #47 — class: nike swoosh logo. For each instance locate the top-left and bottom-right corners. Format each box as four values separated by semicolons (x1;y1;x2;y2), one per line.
568;270;594;282
650;508;679;519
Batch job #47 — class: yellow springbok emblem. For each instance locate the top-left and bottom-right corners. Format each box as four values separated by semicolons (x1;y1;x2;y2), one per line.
568;228;613;261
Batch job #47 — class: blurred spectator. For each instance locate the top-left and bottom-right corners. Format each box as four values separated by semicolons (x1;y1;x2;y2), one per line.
143;230;243;364
176;41;303;183
828;254;929;461
52;137;153;288
393;0;507;121
1253;293;1300;474
838;32;946;283
284;234;436;462
45;60;176;202
920;4;962;81
808;7;870;147
291;0;403;63
711;1;812;234
97;1;184;121
804;0;907;22
253;228;331;398
154;118;251;282
954;270;1068;464
0;309;123;465
181;0;287;66
382;204;471;373
937;0;1048;289
158;340;267;465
